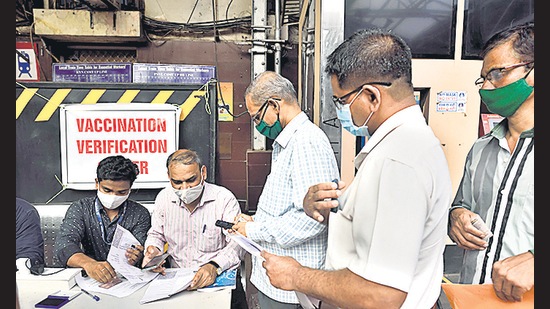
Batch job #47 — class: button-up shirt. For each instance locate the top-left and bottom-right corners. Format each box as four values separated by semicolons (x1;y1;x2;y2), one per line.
144;182;244;272
247;112;340;304
451;119;534;284
55;197;151;266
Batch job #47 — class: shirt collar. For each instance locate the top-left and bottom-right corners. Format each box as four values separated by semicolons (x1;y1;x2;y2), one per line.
491;118;534;139
274;111;309;148
355;104;422;168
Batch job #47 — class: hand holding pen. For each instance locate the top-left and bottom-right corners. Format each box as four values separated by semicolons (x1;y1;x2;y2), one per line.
126;244;144;266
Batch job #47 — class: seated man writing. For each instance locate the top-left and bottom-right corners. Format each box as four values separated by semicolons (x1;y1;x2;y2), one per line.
55;155;152;284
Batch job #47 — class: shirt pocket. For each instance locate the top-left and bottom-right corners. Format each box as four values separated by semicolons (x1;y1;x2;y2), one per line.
197;225;223;253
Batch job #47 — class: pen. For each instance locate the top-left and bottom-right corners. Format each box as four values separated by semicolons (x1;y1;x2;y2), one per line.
81;288;100;301
203;224;206;233
330;179;339;213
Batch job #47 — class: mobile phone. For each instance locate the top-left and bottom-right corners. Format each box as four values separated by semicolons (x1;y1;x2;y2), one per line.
141;253;170;271
215;219;234;229
35;296;70;308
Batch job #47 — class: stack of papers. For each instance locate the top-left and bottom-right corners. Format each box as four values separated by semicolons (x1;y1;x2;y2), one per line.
139;268;195;304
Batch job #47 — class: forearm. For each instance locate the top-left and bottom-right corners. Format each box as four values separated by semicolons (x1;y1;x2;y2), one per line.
66;252;98;269
294;267;405;309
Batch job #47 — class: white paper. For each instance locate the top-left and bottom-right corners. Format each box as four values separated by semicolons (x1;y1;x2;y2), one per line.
295;291;322;309
107;224;159;284
139;268;196;304
75;271;149;298
227;231;265;261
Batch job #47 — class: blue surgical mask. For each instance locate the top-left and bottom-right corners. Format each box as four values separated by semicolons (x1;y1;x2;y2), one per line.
336;104;373;137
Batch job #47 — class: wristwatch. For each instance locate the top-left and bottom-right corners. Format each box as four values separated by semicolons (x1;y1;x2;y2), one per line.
208;261;222;275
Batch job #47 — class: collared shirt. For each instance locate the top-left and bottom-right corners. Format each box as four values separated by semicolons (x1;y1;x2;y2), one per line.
55;196;151;266
247;112;340;304
326;105;452;309
144;182;244;272
451;119;534;284
16;197;45;267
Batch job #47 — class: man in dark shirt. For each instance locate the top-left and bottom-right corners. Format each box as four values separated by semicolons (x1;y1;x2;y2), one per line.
55;155;152;284
16;197;45;274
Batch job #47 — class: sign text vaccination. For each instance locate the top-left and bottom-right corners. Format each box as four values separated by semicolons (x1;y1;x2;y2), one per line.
75;117;168;154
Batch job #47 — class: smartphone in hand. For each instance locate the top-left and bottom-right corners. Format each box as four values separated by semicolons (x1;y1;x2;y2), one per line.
141;253;170;271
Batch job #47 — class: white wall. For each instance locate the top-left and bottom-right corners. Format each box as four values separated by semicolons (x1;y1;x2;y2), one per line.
414;58;482;195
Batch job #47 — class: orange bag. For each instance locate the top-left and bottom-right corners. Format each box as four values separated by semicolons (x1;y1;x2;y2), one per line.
441;283;534;309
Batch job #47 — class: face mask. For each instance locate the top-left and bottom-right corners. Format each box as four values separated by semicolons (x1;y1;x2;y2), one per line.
97;190;129;210
174;175;205;204
255;116;283;140
479;76;534;117
336;104;373;137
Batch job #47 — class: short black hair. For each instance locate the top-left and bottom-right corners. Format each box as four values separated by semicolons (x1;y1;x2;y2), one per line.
325;28;412;90
481;22;534;63
96;155;139;184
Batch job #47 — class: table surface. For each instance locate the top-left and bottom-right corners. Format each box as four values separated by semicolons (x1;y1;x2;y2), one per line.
17;273;232;309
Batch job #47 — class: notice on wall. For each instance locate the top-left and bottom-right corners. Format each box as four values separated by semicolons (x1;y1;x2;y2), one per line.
435;90;467;113
60;103;181;190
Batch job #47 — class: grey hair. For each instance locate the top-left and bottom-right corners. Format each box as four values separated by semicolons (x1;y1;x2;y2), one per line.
244;71;298;107
166;149;202;169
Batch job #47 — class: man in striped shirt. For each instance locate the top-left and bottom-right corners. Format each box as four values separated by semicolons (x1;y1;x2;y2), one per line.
143;149;247;309
448;22;534;303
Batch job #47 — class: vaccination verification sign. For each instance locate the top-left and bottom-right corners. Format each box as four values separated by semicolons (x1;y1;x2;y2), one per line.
60;103;181;190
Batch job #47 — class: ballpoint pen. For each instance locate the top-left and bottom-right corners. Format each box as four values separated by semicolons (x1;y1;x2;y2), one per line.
81;288;100;301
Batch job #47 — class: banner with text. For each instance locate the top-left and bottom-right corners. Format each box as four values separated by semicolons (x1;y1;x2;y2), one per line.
60;103;181;190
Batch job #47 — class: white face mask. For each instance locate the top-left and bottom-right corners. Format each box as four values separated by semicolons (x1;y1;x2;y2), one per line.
97;190;129;209
174;174;205;204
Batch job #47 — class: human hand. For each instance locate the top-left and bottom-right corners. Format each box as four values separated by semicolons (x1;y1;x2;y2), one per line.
188;263;217;290
141;245;165;274
125;244;144;266
303;180;344;223
231;214;252;236
231;221;248;237
84;261;116;284
261;250;301;291
448;208;489;250
492;251;534;302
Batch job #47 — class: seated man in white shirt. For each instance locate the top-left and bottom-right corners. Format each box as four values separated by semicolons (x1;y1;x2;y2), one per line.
143;149;247;309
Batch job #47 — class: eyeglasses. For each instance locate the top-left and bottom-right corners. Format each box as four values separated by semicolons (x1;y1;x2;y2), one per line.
474;61;534;88
251;98;280;123
331;82;392;109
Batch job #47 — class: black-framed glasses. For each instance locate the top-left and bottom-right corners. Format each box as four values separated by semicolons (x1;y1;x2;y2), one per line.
251;98;280;123
474;61;534;88
331;82;392;109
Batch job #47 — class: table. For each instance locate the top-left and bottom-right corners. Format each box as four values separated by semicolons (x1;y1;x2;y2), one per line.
17;274;231;309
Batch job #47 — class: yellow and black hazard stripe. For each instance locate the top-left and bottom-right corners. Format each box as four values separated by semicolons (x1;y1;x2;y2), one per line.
16;82;210;122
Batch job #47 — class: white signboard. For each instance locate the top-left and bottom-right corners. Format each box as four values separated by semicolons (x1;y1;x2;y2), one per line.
60;103;181;190
436;90;467;113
